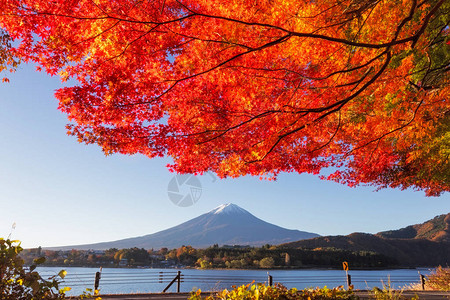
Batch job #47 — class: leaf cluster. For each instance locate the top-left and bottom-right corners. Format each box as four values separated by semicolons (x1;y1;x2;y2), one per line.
0;28;20;81
0;238;68;300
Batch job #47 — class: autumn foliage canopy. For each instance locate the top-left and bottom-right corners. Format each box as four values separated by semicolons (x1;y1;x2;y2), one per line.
0;0;449;195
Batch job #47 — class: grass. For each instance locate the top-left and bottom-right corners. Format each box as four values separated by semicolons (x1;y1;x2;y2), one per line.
370;277;409;300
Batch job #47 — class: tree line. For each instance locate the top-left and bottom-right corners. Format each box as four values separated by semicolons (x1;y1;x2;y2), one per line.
20;244;398;269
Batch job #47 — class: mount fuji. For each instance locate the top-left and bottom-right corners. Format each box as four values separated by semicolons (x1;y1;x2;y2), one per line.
54;203;319;250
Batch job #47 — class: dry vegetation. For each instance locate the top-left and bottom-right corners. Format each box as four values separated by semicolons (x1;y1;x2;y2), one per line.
408;267;450;291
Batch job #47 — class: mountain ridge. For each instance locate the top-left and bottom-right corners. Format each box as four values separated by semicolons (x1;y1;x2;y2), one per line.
280;213;450;267
376;213;450;242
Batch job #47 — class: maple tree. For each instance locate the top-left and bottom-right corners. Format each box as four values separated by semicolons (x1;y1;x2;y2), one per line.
0;0;449;195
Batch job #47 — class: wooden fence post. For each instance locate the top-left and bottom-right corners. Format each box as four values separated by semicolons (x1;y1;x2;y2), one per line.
420;274;426;290
94;270;101;291
163;271;182;293
268;273;273;286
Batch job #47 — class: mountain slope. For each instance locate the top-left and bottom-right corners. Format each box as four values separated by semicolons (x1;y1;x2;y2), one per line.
376;213;450;242
281;233;449;265
54;204;319;250
280;213;450;267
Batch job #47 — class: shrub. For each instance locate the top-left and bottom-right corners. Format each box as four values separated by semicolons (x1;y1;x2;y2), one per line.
189;282;357;300
258;257;275;269
0;238;69;299
425;266;450;291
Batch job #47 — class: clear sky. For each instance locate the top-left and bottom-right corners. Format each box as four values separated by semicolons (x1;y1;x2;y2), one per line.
1;63;449;249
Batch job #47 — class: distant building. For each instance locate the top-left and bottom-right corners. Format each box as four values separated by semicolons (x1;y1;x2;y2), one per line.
150;254;165;260
119;259;128;266
222;245;251;249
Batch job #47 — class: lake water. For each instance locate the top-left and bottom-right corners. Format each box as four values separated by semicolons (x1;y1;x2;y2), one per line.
37;267;431;296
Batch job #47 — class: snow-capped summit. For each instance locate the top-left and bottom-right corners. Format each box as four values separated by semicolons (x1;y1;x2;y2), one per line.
51;203;320;250
212;203;249;215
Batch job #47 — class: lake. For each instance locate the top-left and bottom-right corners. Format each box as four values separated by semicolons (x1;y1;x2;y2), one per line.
37;267;431;296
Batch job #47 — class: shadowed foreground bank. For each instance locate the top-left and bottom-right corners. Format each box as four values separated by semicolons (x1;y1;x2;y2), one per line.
69;291;450;299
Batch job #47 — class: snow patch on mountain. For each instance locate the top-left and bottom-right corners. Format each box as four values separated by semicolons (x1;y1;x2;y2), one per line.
212;203;249;215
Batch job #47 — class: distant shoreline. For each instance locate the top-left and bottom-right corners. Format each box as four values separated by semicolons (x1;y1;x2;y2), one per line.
36;264;426;271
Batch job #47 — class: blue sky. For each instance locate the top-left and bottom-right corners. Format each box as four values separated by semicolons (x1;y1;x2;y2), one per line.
1;63;449;249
